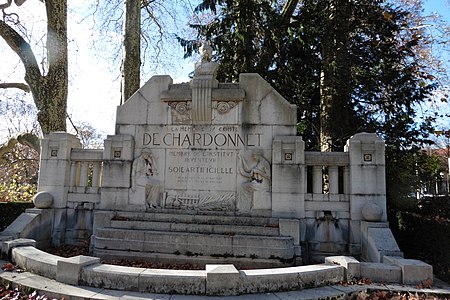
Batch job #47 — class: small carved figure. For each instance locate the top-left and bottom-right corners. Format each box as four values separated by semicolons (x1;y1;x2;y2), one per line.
237;148;271;211
193;43;218;77
200;44;213;62
132;149;161;208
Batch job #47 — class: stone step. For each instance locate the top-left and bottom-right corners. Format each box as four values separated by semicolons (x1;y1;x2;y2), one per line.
92;249;296;269
109;220;280;236
105;211;280;227
93;228;295;260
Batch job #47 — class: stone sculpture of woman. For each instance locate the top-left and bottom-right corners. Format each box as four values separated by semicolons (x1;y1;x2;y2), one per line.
237;148;271;211
131;149;161;208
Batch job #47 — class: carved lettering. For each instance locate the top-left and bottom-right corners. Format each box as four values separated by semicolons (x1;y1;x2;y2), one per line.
143;131;261;148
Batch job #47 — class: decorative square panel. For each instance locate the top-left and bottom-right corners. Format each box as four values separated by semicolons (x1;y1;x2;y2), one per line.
363;153;372;162
114;150;122;159
284;152;293;161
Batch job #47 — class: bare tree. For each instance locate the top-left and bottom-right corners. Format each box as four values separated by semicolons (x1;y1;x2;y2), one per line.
0;0;68;135
121;0;141;103
87;0;195;105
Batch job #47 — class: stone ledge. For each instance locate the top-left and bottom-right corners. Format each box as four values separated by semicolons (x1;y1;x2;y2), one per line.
11;246;60;279
240;264;344;294
325;256;360;281
360;262;401;283
5;243;437;296
206;264;239;295
140;268;206;294
56;255;100;285
1;238;36;257
383;256;433;285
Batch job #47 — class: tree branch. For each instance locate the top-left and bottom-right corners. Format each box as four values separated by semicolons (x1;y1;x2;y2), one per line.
0;20;42;84
0;133;40;162
0;82;30;92
281;0;299;22
0;136;17;159
0;0;13;10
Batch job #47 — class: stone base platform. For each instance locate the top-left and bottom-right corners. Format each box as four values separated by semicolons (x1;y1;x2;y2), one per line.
91;210;298;268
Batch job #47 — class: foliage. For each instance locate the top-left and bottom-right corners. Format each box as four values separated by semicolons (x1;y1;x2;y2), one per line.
69;121;105;149
389;202;450;284
0;143;38;203
178;0;441;199
386;149;444;209
0;201;34;231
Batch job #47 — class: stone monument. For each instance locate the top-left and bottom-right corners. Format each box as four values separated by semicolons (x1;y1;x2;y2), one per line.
3;46;415;270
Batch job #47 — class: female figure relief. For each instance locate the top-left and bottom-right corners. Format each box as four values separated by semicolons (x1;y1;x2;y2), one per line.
237;148;271;212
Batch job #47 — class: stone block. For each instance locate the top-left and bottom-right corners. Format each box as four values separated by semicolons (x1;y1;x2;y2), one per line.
101;161;132;188
1;238;36;257
231;235;294;259
56;255;100;285
383;256;433;285
81;264;144;290
360;262;401;283
240;264;344;294
33;191;53;208
279;219;300;245
272;165;303;193
365;227;402;262
272;193;305;218
1;213;40;237
325;256;360;281
206;264;240;296
11;246;59;279
98;188;130;210
139;269;206;294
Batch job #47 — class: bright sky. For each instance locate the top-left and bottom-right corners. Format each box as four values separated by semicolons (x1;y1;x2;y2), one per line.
0;0;199;140
0;0;449;142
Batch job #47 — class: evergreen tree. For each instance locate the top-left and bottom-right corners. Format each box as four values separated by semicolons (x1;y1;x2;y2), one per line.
179;0;437;201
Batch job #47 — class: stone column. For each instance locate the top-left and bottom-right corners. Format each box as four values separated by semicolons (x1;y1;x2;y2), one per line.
38;132;82;246
190;44;219;125
99;134;134;210
272;136;305;261
271;136;305;218
345;132;386;255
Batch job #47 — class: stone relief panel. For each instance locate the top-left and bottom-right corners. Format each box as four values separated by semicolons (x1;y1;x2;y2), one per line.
237;148;272;212
164;190;236;211
130;149;162;208
130;125;274;213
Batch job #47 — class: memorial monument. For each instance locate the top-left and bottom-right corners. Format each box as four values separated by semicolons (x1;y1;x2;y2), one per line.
3;45;431;280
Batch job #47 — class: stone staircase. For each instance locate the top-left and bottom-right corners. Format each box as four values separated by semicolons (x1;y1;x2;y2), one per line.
91;210;297;268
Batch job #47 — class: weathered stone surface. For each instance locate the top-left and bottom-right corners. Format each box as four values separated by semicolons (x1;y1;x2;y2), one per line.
239;264;344;294
1;238;36;257
33;192;53;209
11;246;59;279
383;256;433;285
56;255;100;285
139;269;206;294
206;264;240;295
364;226;403;263
81;264;144;290
325;256;360;281
360;262;401;283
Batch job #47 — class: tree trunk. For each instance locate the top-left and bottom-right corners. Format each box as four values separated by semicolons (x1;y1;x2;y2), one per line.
320;0;352;151
121;0;141;104
39;0;68;133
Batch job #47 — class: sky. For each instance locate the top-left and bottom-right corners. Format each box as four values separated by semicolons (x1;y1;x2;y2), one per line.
0;0;449;142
